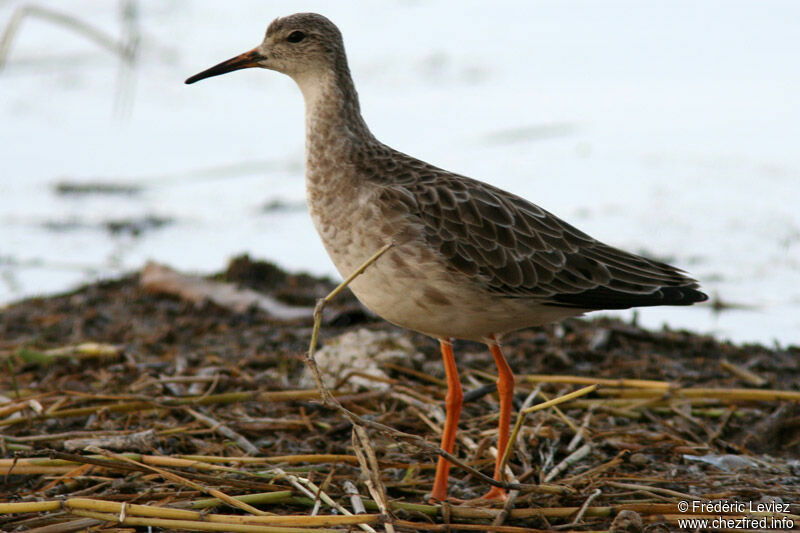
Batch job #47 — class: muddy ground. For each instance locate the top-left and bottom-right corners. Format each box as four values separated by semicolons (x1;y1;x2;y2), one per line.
1;256;799;532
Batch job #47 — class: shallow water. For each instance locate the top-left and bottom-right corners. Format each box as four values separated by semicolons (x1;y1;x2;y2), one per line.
1;1;799;346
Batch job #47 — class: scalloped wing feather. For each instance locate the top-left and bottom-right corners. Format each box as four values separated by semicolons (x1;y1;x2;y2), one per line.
371;147;707;310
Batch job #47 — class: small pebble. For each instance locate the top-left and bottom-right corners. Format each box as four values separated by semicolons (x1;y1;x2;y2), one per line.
610;510;643;532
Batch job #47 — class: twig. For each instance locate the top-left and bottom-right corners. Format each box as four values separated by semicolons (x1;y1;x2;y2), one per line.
0;497;382;527
191;491;293;509
312;469;336;517
602;481;706;502
490;487;520;529
3;498;796;528
343;480;367;514
3;342;122;365
720;359;768;387
508;386;541;474
24;517;103;532
352;426;394;533
306;242;394;404
568;488;601;526
392;521;557;533
35;463;92;495
524;374;670;389
63;429;157;452
597;386;800;402
274;467;377;533
521;385;599;416
69;509;337;533
0;389;336;428
558;451;626;485
84;446;268;516
498;385;597;482
566;405;595;452
707;405;736;444
543;443;592;483
535;391;580;434
186;407;259;455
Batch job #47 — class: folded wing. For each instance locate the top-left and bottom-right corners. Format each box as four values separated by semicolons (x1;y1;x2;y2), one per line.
384;160;707;311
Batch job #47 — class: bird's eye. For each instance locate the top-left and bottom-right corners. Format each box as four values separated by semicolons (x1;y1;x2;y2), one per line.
287;31;306;43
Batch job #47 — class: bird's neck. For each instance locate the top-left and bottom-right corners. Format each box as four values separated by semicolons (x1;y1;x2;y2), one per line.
297;65;377;255
296;65;374;181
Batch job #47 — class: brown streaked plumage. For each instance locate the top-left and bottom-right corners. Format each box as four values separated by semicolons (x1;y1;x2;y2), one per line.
186;13;707;503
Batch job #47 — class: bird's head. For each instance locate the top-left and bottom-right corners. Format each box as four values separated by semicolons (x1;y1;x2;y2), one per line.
185;13;345;85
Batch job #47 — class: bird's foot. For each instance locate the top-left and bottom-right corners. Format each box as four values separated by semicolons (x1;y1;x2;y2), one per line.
428;494;466;505
429;490;506;506
480;486;508;502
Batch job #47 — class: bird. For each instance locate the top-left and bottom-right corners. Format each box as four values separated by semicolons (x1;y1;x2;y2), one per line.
186;12;707;503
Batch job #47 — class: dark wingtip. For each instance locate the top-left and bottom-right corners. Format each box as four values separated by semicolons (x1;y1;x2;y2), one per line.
548;284;709;310
691;288;710;304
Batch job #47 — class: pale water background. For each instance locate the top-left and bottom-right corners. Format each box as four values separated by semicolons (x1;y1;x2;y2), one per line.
1;1;799;346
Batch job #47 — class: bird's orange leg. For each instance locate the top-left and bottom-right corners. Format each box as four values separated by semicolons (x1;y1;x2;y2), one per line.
430;338;463;503
483;335;514;501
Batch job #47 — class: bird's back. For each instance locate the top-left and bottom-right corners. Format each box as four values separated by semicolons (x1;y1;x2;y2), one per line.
356;142;707;314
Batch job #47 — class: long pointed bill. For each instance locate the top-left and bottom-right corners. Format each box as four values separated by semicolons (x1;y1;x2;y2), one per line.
185;48;264;84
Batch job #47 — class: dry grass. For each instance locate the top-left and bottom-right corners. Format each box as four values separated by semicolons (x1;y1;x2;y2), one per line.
1;256;799;531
